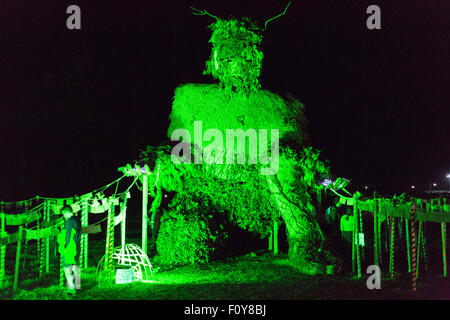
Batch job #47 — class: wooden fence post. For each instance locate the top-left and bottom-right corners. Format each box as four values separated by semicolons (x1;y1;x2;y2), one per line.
442;222;448;277
352;202;356;275
421;223;428;273
359;208;364;261
389;216;396;278
119;200;127;265
105;201;115;281
22;203;29;271
373;200;378;266
354;195;361;278
411;203;417;292
38;198;45;278
142;174;149;255
273;218;279;256
121;200;127;250
60;251;64;288
0;208;6;289
377;200;382;268
45;201;50;273
80;199;88;269
14;226;23;293
416;221;423;279
405;217;411;273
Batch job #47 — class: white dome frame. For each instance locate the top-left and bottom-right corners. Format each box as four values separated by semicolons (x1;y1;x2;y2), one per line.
97;243;154;283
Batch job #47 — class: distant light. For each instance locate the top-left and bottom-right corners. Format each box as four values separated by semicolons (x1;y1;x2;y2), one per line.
364;186;368;189
411;185;415;189
447;174;450;179
433;183;437;187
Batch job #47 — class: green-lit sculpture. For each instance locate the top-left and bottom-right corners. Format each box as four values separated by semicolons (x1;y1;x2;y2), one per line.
141;3;335;273
202;16;263;96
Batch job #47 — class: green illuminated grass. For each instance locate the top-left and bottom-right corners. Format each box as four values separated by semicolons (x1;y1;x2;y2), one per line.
1;239;449;300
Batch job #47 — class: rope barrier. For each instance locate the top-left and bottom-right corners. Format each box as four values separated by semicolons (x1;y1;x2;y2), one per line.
2;169;449;295
1;175;126;207
0;173;136;293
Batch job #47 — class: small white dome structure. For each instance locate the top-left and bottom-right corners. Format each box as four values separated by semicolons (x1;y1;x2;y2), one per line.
97;244;153;283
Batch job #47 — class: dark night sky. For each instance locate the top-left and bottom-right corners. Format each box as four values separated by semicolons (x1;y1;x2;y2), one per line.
0;0;449;202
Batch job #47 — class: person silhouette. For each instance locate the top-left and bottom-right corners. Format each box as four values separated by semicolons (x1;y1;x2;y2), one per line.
57;205;81;294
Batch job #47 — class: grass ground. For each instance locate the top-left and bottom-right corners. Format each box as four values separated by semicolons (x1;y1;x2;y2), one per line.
1;242;449;300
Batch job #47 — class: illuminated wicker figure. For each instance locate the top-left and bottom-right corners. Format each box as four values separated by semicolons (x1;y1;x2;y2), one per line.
156;2;335;274
97;244;153;283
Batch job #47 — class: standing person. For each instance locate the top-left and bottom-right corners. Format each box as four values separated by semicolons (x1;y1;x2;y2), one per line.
57;205;81;294
339;207;354;271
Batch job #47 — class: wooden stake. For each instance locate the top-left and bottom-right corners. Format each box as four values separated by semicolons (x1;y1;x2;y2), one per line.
273;218;279;255
377;200;382;267
416;221;422;280
411;204;417;292
373;202;378;266
389;216;396;278
22;203;29;271
45;201;50;273
0;209;5;289
14;226;23;293
80;200;88;268
119;200;127;266
105;202;115;280
352;209;356;274
385;203;388;252
59;251;64;288
442;222;447;277
421;224;428;273
359;209;364;261
405;218;411;273
354;196;361;278
142;174;148;255
38;201;44;278
121;200;127;250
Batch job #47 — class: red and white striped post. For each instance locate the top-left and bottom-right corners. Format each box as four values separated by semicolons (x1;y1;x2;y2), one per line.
411;203;417;292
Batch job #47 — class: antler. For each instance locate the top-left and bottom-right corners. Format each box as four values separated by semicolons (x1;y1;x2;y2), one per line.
190;6;219;21
264;1;291;30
